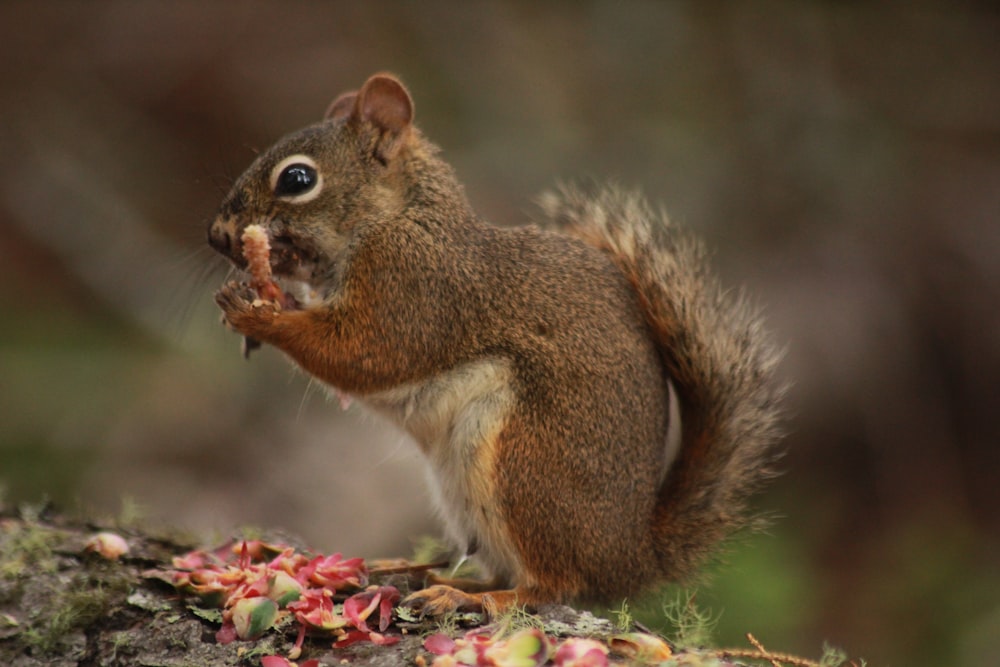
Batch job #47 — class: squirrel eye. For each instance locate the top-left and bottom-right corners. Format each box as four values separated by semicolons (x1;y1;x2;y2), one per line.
269;154;322;203
274;163;318;197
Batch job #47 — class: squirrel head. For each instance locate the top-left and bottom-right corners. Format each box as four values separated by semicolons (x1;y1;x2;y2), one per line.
207;73;416;303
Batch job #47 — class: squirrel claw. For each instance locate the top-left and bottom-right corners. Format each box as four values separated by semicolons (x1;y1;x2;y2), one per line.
215;281;279;340
215;281;255;314
402;585;482;617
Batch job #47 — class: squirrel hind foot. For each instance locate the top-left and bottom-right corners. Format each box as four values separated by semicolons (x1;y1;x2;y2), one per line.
403;585;531;618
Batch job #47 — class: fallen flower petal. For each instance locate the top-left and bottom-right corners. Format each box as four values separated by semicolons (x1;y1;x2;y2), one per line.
268;548;310;576
216;621;238;645
238;541;252;570
367;631;400;646
483;628;551;667
288;623;307;660
232;569;272;600
553;638;609;667
343;586;381;632
453;629;493;665
377;586;401;631
231;596;279;640
304;553;367;590
239;539;288;562
260;657;322;667
452;642;480;666
424;633;457;656
171;550;210;570
164;540;406;655
173;541;237;570
333;629;371;648
260;657;293;667
84;532;130;560
609;633;672;663
269;570;303;607
288;588;347;631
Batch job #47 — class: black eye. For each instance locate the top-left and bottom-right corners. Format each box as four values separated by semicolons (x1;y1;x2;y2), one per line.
274;163;318;197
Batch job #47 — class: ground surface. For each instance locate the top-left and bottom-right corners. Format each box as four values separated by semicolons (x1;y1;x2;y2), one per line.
0;504;844;667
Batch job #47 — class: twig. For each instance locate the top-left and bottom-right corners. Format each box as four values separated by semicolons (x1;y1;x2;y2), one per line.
714;633;824;667
748;633;783;667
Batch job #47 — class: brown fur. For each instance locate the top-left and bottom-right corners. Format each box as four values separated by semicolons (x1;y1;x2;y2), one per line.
209;73;784;614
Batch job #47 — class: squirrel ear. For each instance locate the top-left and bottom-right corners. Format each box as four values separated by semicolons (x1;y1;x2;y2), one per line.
325;91;358;121
355;73;414;162
357;73;413;133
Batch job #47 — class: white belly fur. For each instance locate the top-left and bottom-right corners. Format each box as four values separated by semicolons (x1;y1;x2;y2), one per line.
363;359;523;581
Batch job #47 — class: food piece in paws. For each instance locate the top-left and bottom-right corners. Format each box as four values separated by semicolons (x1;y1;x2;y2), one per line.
241;224;285;304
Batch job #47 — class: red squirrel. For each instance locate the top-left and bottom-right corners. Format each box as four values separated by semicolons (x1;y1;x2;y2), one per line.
208;73;784;616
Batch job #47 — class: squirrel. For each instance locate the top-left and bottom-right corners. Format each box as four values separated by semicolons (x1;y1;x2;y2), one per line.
208;73;784;616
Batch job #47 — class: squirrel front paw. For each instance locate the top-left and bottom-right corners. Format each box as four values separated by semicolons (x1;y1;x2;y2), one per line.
215;280;281;339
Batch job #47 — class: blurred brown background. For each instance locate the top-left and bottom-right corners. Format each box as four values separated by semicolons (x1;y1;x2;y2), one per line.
1;2;997;665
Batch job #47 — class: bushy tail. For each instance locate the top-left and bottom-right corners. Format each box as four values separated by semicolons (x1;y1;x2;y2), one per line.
538;184;786;581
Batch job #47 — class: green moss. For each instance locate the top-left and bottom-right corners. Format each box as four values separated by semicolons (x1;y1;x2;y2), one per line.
819;643;854;666
19;582;116;654
491;603;545;637
107;629;135;660
239;636;280;661
661;591;719;650
611;598;633;632
0;509;60;580
0;512;135;657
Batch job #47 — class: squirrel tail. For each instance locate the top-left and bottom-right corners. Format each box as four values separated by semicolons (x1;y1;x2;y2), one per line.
539;184;786;582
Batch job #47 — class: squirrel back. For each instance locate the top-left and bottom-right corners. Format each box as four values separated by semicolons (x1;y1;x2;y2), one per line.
209;73;785;613
539;186;785;581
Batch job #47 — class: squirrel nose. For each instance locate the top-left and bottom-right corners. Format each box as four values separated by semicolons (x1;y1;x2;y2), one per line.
208;219;234;256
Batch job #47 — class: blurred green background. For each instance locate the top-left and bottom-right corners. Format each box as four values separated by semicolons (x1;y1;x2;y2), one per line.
1;2;997;665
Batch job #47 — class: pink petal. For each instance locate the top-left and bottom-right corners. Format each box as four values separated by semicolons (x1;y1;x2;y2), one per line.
290;623;307;659
240;539;289;562
333;629;371;648
268;571;303;606
483;628;550;667
171;551;207;570
343;588;380;632
554;638;609;667
238;541;251;570
368;631;400;646
267;548;306;574
377;586;401;632
260;657;293;667
608;633;672;661
215;621;238;645
424;633;457;655
307;553;368;590
84;532;130;560
230;597;279;640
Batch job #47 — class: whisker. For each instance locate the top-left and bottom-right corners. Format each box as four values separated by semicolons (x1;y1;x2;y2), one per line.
296;377;322;423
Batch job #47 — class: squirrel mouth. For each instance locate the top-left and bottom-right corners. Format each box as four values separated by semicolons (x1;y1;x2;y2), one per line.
275;275;324;309
266;235;326;307
233;224;327;309
267;234;314;277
